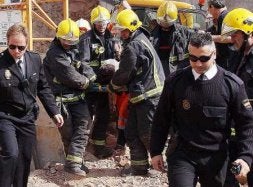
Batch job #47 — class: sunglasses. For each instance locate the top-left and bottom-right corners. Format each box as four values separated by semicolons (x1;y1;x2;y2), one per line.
9;45;26;51
189;52;214;63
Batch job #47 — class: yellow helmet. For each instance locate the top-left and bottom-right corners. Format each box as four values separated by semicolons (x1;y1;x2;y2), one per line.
90;5;110;24
222;8;253;35
56;19;80;45
115;9;142;32
157;1;178;27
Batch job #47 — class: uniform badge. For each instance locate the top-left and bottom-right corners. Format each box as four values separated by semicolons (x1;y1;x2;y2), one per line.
182;99;190;110
242;99;252;110
95;46;105;54
4;69;11;79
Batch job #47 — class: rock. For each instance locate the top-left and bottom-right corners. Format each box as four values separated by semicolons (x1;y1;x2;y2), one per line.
55;163;64;171
115;156;130;167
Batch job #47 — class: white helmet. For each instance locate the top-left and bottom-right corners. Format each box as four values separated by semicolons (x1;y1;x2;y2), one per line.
76;18;91;34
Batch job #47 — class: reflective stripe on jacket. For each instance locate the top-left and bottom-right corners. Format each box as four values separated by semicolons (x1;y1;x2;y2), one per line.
111;30;165;104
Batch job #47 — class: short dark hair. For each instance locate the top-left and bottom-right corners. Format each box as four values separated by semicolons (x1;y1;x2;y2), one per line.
189;32;214;49
208;0;226;8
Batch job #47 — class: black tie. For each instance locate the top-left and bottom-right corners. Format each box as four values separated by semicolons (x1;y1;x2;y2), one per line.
198;74;205;81
17;60;24;77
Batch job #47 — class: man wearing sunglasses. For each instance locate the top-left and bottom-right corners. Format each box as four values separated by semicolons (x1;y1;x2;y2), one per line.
78;5;121;159
151;32;253;187
0;24;64;187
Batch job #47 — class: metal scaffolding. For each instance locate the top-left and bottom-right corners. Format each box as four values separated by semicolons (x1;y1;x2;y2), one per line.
0;0;69;50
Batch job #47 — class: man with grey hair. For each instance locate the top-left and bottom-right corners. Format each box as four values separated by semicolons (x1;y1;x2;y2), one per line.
151;32;253;187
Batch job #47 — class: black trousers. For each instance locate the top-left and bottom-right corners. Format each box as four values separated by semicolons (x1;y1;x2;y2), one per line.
167;147;229;187
87;92;110;143
224;138;240;187
247;168;253;186
0;113;36;187
126;97;159;169
59;100;91;162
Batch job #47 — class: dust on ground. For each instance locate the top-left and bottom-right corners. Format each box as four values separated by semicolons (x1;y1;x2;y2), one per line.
28;134;168;187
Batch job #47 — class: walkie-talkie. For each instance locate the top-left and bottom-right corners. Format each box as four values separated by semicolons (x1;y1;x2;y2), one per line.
230;162;242;175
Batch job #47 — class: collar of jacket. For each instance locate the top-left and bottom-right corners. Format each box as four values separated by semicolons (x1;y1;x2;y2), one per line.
93;28;112;40
4;49;16;65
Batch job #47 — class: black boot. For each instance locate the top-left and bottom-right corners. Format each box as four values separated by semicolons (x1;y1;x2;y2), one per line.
81;162;89;174
94;145;114;159
64;161;87;176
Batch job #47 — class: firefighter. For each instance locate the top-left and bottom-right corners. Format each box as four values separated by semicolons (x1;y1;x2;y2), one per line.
151;32;253;186
76;18;91;35
221;8;253;186
43;19;96;176
0;24;64;187
108;9;165;176
151;1;194;76
78;5;120;159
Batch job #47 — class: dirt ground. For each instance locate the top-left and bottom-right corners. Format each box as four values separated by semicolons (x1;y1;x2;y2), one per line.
28;136;168;187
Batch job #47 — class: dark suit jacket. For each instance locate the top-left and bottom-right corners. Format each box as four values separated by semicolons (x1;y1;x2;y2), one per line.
0;49;59;118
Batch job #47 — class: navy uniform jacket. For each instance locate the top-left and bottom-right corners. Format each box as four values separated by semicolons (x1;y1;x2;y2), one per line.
0;49;59;118
151;66;253;166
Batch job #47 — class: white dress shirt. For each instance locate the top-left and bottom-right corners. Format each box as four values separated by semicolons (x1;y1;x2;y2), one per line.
192;64;218;81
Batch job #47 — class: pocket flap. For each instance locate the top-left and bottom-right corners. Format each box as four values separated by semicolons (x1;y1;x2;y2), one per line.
203;106;226;118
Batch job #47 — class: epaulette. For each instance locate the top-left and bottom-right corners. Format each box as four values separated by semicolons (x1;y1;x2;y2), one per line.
27;50;39;55
224;70;244;85
26;50;42;59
